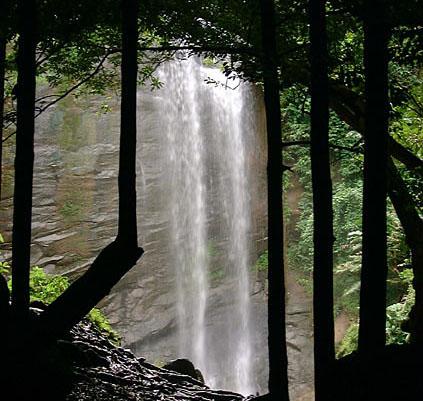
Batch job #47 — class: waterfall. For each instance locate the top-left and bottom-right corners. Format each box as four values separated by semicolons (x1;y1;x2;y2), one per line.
155;57;256;395
159;60;209;377
2;54;264;396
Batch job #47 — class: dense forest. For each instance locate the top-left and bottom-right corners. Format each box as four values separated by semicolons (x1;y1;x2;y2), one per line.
0;0;422;401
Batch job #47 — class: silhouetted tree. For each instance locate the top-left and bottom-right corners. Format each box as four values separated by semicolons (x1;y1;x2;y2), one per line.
308;0;335;400
35;0;143;342
11;0;37;326
358;0;390;354
118;0;138;247
259;1;290;400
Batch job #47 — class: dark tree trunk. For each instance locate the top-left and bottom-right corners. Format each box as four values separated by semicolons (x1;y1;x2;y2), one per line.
358;1;390;354
35;241;142;341
308;0;335;400
35;0;143;342
259;1;290;400
118;0;138;247
11;0;37;324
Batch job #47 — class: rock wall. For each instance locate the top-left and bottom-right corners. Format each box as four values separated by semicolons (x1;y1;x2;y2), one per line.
1;63;269;393
0;61;313;399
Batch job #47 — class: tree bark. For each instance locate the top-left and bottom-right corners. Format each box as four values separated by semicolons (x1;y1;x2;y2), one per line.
118;0;138;247
11;0;37;324
35;0;143;342
259;1;290;400
358;0;390;354
309;0;335;399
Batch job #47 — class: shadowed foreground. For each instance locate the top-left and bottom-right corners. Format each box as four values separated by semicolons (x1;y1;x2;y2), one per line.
60;320;248;401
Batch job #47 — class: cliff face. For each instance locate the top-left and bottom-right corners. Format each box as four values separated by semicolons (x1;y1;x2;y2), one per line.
0;61;313;399
1;62;270;395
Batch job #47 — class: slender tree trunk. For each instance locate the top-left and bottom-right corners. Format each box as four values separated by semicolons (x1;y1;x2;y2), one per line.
259;1;290;400
358;0;390;354
118;0;138;247
309;0;335;399
35;0;142;342
11;0;37;324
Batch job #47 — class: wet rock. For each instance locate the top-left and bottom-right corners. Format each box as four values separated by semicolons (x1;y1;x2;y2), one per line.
63;321;246;401
163;359;204;383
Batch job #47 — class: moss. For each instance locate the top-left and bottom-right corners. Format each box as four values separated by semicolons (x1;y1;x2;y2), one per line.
253;250;268;272
337;323;359;358
207;241;219;258
88;308;121;345
59;199;82;219
210;267;225;282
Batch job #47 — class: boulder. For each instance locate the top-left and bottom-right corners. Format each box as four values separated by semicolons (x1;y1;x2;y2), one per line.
163;358;204;383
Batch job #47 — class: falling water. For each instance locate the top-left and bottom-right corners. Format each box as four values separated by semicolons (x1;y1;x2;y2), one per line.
156;57;256;395
159;60;209;376
205;67;253;394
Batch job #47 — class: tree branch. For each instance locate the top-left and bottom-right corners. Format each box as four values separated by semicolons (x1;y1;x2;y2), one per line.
282;140;362;154
35;240;143;342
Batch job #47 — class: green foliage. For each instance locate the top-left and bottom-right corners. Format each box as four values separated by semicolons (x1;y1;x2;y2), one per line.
87;308;120;345
337;268;414;356
282;76;419;351
28;267;69;305
386;269;415;345
336;323;359;358
59;200;82;219
27;267;120;344
253;250;268;272
0;234;10;275
1;257;120;344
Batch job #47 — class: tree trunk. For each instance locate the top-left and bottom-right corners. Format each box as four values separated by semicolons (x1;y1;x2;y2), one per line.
35;0;143;342
259;1;290;400
358;1;390;354
118;0;138;247
309;0;335;400
11;0;37;325
35;241;142;342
